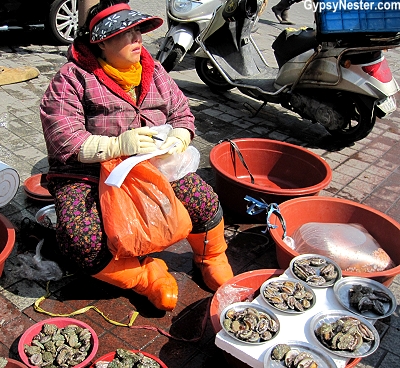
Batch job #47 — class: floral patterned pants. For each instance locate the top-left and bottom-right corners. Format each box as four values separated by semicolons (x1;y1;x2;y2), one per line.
47;172;219;274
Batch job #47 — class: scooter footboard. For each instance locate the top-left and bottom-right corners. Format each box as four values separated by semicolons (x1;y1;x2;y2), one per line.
202;22;270;82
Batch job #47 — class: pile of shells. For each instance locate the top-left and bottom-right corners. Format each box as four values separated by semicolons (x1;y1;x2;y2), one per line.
222;306;279;343
0;357;7;368
349;284;392;315
315;316;375;352
95;349;160;368
271;344;318;368
292;256;338;286
23;323;92;367
262;279;315;312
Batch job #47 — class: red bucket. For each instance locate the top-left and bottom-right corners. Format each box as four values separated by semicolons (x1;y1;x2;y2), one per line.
269;196;400;286
209;139;332;219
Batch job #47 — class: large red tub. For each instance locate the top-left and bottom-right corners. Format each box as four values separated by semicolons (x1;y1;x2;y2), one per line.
269;196;400;286
209;139;332;219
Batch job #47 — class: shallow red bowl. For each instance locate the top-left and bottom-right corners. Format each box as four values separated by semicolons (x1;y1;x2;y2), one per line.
90;350;167;368
18;317;99;368
24;191;54;203
23;173;52;198
4;358;28;368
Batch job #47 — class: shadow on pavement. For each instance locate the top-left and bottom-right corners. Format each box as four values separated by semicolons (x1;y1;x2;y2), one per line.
0;28;66;47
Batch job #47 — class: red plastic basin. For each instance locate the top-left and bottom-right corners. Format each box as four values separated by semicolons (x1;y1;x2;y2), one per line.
0;214;15;277
5;359;28;368
209;139;332;219
18;317;98;368
210;269;361;368
269;196;400;286
90;350;167;368
210;269;285;334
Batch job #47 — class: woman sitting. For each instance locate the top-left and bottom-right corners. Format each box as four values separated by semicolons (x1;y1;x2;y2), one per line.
40;0;234;311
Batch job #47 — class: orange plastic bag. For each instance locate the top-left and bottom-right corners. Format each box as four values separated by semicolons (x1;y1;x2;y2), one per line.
99;158;192;259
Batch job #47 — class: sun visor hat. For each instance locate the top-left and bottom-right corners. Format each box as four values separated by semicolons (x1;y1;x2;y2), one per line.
89;3;163;43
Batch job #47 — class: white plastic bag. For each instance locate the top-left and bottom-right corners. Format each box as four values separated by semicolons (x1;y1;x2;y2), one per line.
215;284;255;316
15;239;63;281
283;236;295;250
291;222;395;273
149;146;200;182
150;125;172;147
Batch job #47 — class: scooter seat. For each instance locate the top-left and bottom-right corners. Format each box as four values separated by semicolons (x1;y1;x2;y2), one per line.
272;28;318;68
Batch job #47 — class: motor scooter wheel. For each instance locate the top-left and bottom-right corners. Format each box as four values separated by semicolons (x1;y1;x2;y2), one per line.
326;93;376;143
159;44;185;73
195;57;234;92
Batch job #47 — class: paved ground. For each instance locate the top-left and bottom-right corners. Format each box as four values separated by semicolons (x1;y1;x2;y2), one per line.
1;2;400;368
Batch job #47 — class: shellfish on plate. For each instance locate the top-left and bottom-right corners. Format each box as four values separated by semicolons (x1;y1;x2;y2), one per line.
264;340;337;368
333;276;396;319
92;349;165;368
220;302;280;345
290;254;342;288
310;310;380;358
260;277;316;314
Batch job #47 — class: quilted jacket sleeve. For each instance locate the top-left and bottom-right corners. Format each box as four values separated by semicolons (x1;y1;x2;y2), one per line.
40;64;91;164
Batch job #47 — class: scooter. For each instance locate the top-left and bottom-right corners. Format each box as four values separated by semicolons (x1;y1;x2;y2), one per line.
157;0;269;72
194;0;400;144
156;0;225;72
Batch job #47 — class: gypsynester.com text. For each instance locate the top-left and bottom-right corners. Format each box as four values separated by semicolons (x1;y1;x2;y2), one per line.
304;0;400;12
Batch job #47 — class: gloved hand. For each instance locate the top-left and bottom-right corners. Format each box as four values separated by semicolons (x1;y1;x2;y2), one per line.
78;127;158;163
115;127;158;156
160;127;191;155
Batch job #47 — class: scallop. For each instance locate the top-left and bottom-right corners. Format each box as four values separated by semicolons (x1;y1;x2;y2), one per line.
271;344;291;360
284;349;299;367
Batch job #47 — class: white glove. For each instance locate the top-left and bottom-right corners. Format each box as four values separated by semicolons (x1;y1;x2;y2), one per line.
160;128;191;155
78;127;158;163
115;127;158;156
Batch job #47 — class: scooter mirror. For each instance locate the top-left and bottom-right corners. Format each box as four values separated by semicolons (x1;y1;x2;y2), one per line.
241;0;260;19
222;0;259;22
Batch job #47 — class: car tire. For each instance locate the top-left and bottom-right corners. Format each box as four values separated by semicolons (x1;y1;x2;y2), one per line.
48;0;78;45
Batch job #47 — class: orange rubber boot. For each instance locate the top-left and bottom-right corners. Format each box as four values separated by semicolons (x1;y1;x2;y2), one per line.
187;219;234;291
93;256;178;311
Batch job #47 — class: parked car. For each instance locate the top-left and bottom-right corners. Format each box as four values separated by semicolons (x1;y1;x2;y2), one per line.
0;0;78;44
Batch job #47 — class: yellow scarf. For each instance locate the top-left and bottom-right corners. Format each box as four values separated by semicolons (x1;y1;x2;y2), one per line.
98;58;142;92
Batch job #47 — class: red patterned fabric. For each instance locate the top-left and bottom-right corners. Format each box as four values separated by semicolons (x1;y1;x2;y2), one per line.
48;172;218;273
40;40;195;178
